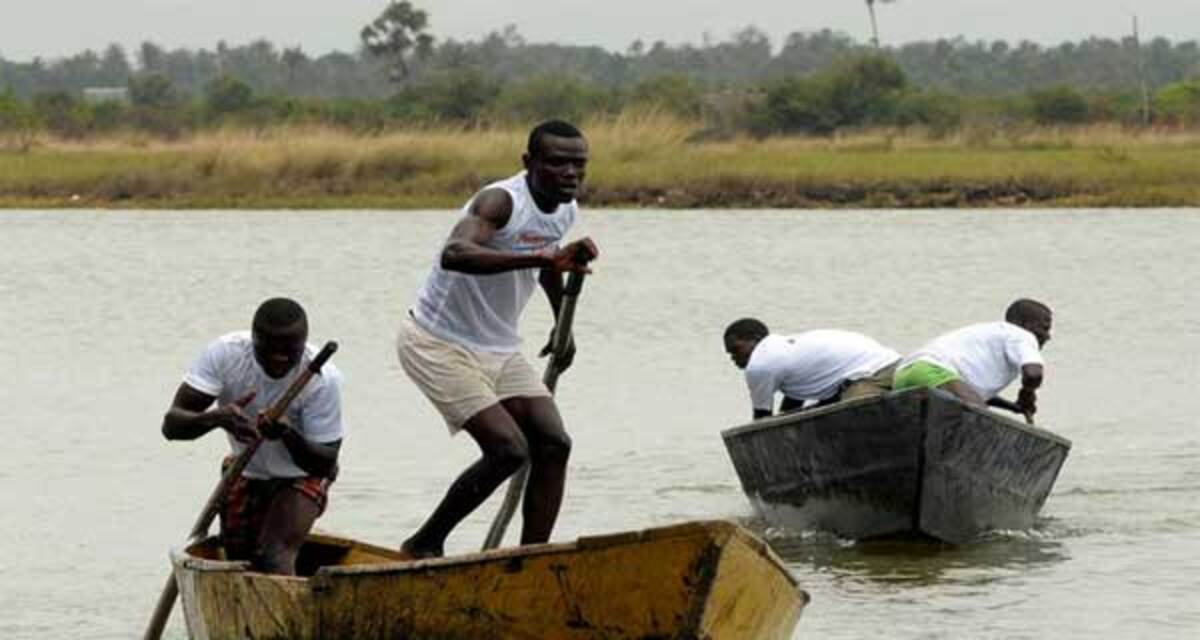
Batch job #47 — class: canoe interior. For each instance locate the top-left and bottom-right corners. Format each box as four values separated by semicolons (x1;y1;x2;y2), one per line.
185;531;406;576
721;388;1072;543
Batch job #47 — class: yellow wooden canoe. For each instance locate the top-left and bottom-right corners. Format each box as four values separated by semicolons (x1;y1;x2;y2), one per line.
171;519;808;639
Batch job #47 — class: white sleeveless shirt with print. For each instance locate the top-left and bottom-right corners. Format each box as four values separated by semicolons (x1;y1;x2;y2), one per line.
412;172;577;353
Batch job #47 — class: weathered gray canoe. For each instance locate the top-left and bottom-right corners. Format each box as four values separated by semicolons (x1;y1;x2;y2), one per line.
721;388;1071;543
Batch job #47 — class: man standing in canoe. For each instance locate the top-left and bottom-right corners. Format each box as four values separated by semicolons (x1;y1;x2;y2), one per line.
161;297;344;575
892;298;1052;421
724;318;902;420
397;120;599;558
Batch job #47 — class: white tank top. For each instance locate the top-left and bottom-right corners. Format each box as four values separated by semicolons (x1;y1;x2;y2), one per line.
412;172;577;353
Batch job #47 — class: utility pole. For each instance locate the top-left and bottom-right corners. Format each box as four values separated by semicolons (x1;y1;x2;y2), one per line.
1132;15;1151;127
867;0;881;49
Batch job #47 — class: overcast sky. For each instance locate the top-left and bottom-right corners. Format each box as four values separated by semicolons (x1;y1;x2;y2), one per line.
2;0;1197;62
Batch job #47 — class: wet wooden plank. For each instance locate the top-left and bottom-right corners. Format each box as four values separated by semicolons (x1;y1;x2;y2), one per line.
723;391;926;539
920;391;1072;543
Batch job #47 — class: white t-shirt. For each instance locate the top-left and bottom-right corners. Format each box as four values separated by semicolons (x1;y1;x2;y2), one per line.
744;330;901;412
901;321;1044;400
412;171;578;353
183;331;345;479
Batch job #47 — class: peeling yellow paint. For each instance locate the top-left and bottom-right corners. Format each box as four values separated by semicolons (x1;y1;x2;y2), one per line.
172;521;807;640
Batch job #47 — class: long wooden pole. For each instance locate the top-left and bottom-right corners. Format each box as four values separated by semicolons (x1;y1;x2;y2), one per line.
482;270;587;551
867;0;881;49
143;341;338;640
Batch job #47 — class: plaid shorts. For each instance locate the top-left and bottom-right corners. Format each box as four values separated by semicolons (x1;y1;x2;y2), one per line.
217;457;332;562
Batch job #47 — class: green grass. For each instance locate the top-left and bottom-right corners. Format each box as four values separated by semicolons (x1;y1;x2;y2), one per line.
2;117;1199;209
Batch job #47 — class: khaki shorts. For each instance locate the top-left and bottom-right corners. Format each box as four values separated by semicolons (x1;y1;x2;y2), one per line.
842;361;899;401
397;315;550;434
798;360;899;411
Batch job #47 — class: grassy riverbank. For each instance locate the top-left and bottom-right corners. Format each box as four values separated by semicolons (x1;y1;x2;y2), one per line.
3;114;1199;209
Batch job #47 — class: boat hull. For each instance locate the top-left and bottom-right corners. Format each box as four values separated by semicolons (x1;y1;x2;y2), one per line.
722;388;1071;543
172;520;808;639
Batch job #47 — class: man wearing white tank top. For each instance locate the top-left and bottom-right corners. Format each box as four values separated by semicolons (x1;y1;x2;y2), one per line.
397;120;599;558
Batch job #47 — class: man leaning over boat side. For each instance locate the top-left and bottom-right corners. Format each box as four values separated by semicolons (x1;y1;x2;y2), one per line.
161;297;344;575
892;298;1052;421
395;120;599;559
723;318;902;420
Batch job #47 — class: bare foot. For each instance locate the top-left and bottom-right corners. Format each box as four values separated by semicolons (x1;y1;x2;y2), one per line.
398;539;443;560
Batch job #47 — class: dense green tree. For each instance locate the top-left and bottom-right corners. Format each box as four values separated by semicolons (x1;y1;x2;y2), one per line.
826;54;907;124
128;73;179;107
282;47;308;89
630;74;705;117
894;90;963;133
32;91;91;137
755;54;908;134
1027;85;1090;124
756;76;840;134
1154;80;1200;124
138;42;166;73
490;75;613;123
98;44;131;85
0;88;39;149
361;1;435;83
205;74;254;113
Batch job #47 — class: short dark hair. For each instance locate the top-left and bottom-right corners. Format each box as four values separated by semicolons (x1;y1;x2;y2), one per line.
724;318;769;343
527;120;584;157
1005;298;1051;325
253;297;307;332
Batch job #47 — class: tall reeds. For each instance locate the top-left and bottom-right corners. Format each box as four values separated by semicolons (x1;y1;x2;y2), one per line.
2;116;1198;208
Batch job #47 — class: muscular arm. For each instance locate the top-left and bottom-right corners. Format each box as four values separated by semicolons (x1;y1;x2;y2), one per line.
1020;364;1044;391
276;429;341;479
162;383;250;441
165;380;340;476
441;189;554;275
988;364;1045;416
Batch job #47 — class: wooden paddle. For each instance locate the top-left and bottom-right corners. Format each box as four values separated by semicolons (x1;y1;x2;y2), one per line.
482;268;588;551
143;340;338;640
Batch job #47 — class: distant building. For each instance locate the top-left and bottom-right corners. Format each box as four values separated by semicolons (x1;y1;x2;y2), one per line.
82;87;130;104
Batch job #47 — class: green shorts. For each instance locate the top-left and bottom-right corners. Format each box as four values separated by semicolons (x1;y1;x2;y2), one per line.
893;361;961;391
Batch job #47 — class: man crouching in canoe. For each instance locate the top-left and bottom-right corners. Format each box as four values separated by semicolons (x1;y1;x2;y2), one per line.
396;120;598;558
161;297;344;574
893;298;1051;422
724;318;901;420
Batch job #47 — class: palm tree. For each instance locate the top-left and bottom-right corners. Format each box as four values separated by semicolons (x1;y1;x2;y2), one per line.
865;0;897;49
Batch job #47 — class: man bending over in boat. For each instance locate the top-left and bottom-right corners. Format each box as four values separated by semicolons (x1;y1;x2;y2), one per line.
892;298;1052;421
724;318;901;420
161;297;343;574
396;120;599;558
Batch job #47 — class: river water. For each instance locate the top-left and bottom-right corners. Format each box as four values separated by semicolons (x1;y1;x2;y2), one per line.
1;208;1197;638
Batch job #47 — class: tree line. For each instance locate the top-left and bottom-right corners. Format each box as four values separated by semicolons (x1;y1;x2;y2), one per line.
2;2;1200;143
